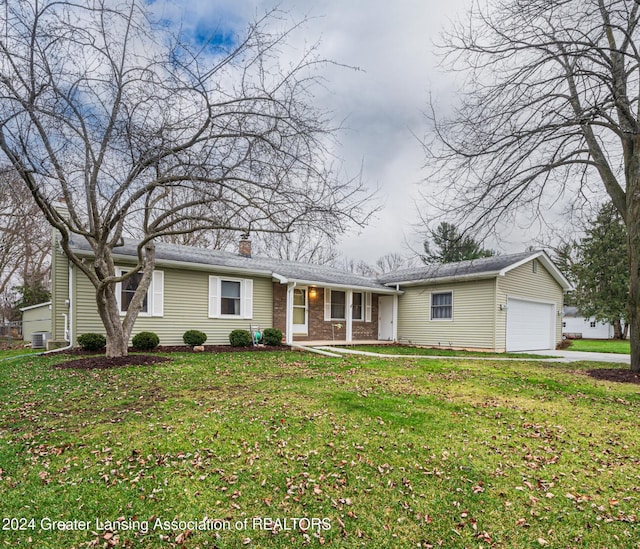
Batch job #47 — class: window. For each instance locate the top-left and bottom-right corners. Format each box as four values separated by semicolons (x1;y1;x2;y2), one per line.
221;280;241;315
331;290;346;320
209;276;253;318
352;292;364;321
324;289;372;322
431;292;452;320
562;321;567;328
121;271;148;313
116;268;163;317
590;321;596;328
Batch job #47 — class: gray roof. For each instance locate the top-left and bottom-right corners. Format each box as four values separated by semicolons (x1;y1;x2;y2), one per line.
66;236;390;291
65;237;570;292
378;251;558;285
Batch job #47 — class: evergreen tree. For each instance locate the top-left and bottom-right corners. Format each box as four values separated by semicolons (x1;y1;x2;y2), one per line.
573;203;628;339
422;222;495;264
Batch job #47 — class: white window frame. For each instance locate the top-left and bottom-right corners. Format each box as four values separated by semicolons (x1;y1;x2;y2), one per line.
324;289;372;322
115;268;164;317
430;291;453;321
208;276;253;319
326;289;347;321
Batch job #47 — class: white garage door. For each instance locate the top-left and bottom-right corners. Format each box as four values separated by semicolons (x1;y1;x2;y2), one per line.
506;298;554;352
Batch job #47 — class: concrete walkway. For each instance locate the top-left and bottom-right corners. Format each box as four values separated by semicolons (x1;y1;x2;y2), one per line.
312;346;630;364
518;349;630;364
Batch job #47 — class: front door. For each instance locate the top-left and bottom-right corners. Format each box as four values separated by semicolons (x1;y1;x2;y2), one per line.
378;296;394;340
293;288;308;334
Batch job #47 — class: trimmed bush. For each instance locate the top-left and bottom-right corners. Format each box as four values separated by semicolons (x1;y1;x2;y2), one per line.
262;328;283;346
77;333;106;351
229;329;252;347
183;330;207;346
132;331;160;351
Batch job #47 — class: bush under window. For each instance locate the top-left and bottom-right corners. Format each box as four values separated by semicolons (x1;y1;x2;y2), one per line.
262;328;283;346
77;333;106;351
183;330;207;346
229;329;252;347
132;331;160;351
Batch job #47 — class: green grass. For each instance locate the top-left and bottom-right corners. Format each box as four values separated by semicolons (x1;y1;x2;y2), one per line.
347;344;551;359
567;339;630;354
0;350;639;548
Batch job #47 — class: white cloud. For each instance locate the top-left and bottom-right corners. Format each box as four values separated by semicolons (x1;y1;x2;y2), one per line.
154;0;489;263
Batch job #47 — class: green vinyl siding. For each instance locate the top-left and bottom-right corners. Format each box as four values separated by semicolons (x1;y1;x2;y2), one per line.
72;264;273;345
50;239;69;342
496;260;563;351
397;279;496;349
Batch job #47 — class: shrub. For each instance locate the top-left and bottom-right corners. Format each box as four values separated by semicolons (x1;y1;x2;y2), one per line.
183;330;207;346
229;329;252;347
262;328;283;346
132;331;160;351
77;333;106;351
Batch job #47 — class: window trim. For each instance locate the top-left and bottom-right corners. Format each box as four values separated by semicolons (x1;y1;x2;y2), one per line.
208;276;253;319
430;291;453;321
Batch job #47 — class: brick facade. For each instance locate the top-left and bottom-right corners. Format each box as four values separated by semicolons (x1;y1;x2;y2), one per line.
272;283;380;342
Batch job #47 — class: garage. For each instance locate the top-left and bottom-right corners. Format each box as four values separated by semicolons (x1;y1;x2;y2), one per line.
506;298;555;352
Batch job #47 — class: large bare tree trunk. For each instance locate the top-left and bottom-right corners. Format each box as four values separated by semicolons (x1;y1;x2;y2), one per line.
96;285;129;358
628;212;640;371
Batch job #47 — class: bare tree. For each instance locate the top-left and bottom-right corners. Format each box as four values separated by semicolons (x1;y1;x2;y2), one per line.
252;229;340;264
0;168;50;319
0;1;371;356
425;0;640;369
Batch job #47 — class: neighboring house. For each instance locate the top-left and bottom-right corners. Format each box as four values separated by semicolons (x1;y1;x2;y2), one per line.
20;301;52;342
48;233;571;352
562;306;617;339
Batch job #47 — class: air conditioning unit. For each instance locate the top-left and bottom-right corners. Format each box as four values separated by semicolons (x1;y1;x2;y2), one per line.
32;332;51;349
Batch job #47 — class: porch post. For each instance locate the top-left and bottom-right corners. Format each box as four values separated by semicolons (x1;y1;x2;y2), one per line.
392;293;399;342
285;282;296;345
346;290;353;343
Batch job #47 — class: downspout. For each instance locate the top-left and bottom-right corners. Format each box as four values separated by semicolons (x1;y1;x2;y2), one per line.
43;260;74;354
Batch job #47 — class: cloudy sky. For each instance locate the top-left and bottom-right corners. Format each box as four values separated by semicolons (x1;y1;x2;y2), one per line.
152;0;505;263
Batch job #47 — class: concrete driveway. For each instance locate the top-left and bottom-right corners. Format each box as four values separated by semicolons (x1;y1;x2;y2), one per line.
521;350;630;364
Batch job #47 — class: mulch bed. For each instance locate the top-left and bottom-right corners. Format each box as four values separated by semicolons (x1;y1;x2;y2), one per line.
55;344;288;369
586;368;640;385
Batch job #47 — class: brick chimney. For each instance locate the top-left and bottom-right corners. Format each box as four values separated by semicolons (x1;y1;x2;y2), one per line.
239;234;252;258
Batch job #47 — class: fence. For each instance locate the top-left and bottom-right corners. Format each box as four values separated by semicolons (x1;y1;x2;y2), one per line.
0;321;23;347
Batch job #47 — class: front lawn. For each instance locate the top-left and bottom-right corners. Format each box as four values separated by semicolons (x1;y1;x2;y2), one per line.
346;344;551;359
567;338;630;354
0;350;638;548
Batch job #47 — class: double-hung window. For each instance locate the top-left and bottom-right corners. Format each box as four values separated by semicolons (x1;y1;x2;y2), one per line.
330;290;346;320
431;291;452;320
221;280;242;316
116;268;164;317
324;289;372;322
209;276;253;318
352;292;364;321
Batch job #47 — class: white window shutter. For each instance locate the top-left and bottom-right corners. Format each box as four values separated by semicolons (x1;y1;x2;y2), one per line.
151;270;164;317
243;279;253;319
324;288;332;321
365;292;372;322
208;276;220;318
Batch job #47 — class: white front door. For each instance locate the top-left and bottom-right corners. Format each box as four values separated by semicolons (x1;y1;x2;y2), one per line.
378;296;394;340
293;288;308;334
